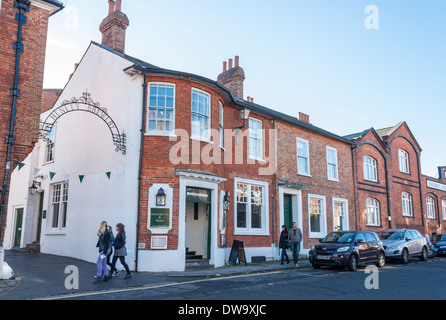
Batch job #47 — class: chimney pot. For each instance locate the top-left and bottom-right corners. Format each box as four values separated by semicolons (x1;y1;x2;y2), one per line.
228;59;233;69
223;61;227;72
116;0;122;11
108;0;115;14
247;96;251;102
235;56;239;67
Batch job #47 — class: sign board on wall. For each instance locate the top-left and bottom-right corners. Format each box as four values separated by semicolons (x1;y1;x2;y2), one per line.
427;180;446;192
149;208;170;228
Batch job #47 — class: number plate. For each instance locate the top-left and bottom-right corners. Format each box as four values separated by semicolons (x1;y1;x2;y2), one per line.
317;255;331;260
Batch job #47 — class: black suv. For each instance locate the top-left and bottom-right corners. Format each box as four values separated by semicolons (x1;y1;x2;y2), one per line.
309;231;386;272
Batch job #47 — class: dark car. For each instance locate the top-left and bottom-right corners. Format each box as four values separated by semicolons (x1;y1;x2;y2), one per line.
309;231;386;272
431;234;446;256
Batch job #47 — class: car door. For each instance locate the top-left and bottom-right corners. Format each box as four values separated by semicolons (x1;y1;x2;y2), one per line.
354;232;368;262
365;232;378;261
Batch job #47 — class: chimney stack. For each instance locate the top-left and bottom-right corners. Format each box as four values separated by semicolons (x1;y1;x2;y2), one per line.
217;55;245;100
99;0;129;54
299;112;310;123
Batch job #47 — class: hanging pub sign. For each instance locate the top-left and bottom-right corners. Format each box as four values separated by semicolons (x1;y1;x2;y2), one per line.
149;208;170;228
186;187;211;203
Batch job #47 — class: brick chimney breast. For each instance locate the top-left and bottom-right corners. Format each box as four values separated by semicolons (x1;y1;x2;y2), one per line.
100;0;129;54
217;56;245;99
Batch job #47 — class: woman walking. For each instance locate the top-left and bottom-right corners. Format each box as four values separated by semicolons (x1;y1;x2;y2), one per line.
106;226;115;270
110;223;131;279
95;221;111;282
279;225;290;265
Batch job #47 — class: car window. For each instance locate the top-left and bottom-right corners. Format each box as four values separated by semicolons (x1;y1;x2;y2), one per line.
412;230;421;239
408;231;417;240
442;235;446;241
322;232;355;243
355;233;366;242
379;231;405;240
365;232;374;242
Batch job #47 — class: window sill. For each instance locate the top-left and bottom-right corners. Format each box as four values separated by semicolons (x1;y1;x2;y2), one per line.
190;135;213;144
45;230;67;235
145;131;177;138
298;172;312;177
233;230;270;236
248;156;266;163
328;178;340;182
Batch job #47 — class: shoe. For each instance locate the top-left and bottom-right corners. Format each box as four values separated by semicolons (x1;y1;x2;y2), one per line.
123;272;132;279
112;270;119;277
287;261;290;264
103;276;109;282
280;262;284;265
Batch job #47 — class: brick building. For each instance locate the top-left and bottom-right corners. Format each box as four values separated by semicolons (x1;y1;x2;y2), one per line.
421;167;446;235
0;0;63;277
346;122;444;237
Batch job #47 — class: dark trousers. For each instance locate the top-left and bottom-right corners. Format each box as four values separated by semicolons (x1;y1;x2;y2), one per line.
111;256;130;274
291;242;301;265
281;248;290;264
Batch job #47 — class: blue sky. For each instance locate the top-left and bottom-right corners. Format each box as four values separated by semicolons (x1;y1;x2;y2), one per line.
44;0;446;177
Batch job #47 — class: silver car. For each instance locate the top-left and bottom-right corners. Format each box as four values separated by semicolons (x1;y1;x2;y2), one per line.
378;229;428;264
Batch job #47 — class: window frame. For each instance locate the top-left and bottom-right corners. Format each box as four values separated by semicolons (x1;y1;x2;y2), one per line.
326;146;339;181
398;149;410;174
191;88;211;142
426;196;436;220
146;82;176;136
248;117;264;161
45;125;56;164
49;181;69;232
366;198;380;227
363;156;377;182
332;197;349;231
234;178;269;236
401;192;413;217
296;138;311;176
219;101;224;149
308;194;326;238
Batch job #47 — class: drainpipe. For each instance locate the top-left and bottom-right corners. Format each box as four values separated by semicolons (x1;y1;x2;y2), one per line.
0;0;31;248
134;72;147;272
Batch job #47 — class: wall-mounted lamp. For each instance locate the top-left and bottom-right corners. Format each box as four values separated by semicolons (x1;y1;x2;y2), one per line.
223;193;230;212
233;108;251;130
29;181;41;196
156;187;166;206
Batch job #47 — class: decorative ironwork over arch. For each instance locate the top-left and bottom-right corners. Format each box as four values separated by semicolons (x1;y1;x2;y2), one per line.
39;92;126;155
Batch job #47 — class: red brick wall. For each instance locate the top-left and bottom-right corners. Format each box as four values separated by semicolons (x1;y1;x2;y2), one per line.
0;0;54;244
276;121;355;249
421;175;446;235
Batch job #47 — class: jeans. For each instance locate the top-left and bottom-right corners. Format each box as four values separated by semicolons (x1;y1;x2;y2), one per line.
281;248;290;264
96;251;109;278
291;242;301;265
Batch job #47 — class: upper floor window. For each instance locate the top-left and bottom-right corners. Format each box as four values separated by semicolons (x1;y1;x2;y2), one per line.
46;125;56;163
402;192;413;217
442;200;446;221
398;149;410;174
363;156;377;182
297;138;310;175
426;197;436;219
51;181;69;230
219;101;224;148
147;83;175;134
191;88;211;141
248;118;263;160
326;147;338;181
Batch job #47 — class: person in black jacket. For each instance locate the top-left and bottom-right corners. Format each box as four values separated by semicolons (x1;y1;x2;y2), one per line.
279;225;290;265
110;223;131;279
95;221;111;282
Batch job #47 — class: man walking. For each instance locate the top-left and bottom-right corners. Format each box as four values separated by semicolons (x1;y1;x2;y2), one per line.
288;222;302;267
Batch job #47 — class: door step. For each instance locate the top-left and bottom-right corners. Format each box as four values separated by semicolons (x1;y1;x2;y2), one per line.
19;242;40;254
186;247;203;260
185;259;214;271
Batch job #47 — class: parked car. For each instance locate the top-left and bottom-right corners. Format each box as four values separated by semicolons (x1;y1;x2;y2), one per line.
309;231;386;272
431;234;446;256
378;229;428;264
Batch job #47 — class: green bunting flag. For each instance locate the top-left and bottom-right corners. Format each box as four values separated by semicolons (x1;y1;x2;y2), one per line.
50;172;56;180
106;172;111;180
18;162;25;171
79;175;85;183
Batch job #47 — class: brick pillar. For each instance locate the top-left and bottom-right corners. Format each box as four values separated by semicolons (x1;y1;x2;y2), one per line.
99;0;130;54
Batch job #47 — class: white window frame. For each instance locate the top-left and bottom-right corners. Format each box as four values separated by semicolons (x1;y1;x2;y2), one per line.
45;125;56;164
49;181;69;232
426;197;436;219
442;200;446;221
234;178;269;236
326;146;339;181
398;149;410;174
366;198;380;227
363;156;377;182
248;117;264;161
332;198;349;231
401;192;413;217
219;101;224;149
146;82;176;136
308;194;326;238
191;88;211;142
296;138;310;176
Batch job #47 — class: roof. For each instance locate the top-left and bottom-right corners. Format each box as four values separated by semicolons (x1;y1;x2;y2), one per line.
40;0;64;16
91;41;354;145
375;122;405;139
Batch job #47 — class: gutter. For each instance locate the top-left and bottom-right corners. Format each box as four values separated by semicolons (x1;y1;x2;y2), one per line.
134;72;148;272
0;0;30;246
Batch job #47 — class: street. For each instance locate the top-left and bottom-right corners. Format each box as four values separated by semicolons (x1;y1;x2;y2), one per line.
42;257;446;301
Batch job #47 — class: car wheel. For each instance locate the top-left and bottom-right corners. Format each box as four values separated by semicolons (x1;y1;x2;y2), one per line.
419;247;428;261
376;252;385;268
401;248;409;264
347;254;358;272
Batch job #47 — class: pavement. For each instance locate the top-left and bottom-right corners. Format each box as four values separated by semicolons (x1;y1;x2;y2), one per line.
0;250;311;300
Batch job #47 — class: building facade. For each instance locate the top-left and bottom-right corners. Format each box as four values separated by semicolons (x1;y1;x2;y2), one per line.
0;0;63;278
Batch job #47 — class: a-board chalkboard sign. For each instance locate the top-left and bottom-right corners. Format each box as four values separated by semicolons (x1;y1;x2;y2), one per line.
228;240;247;266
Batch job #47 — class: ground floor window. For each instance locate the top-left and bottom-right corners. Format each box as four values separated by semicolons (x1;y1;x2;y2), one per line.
333;198;348;231
366;198;380;226
308;194;326;238
235;178;269;235
51;181;69;230
426;197;436;219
